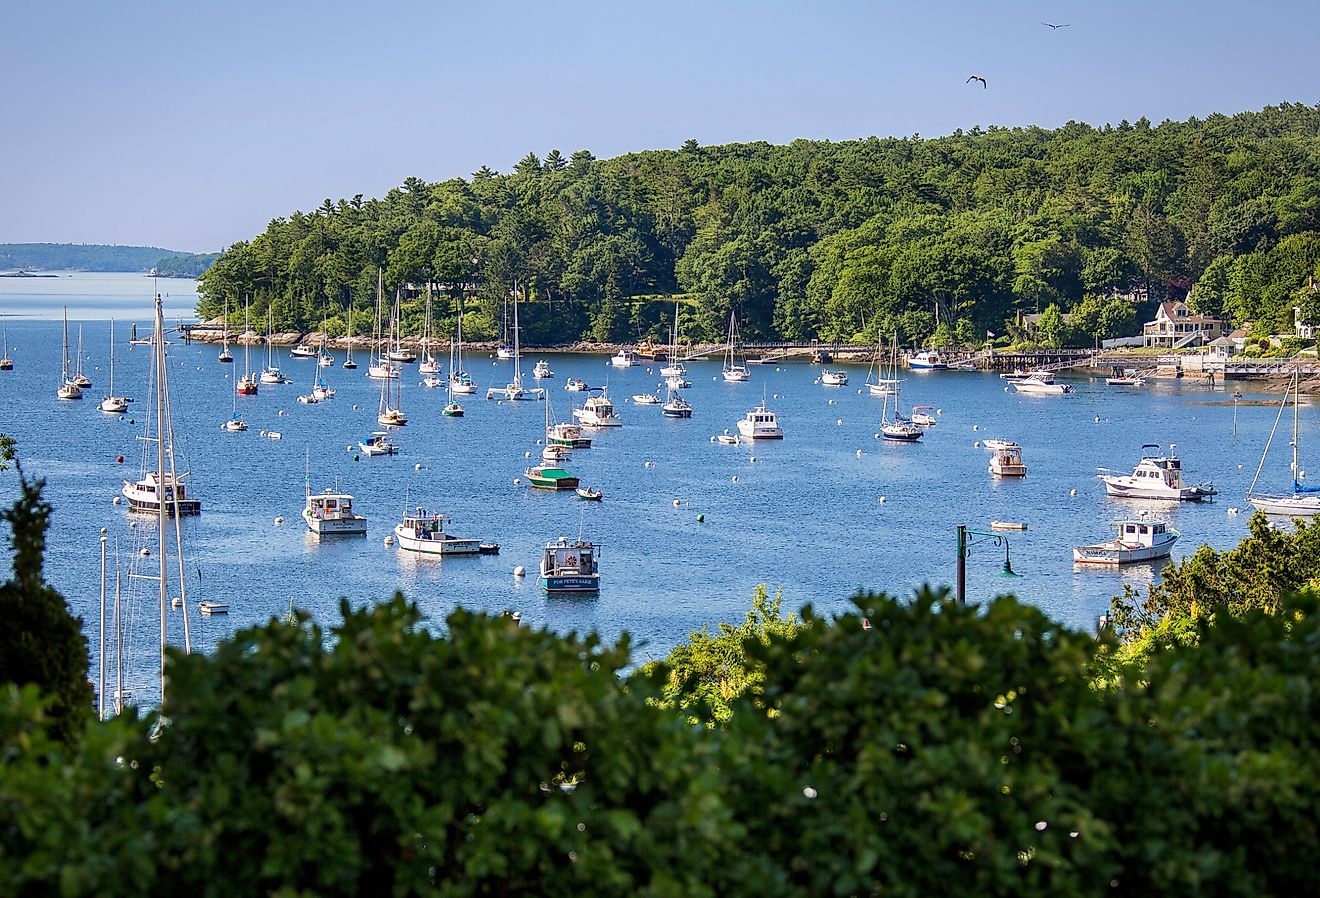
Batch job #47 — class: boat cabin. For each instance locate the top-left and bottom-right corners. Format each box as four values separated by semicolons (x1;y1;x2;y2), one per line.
1117;519;1170;546
541;538;598;578
1133;449;1187;488
306;490;358;522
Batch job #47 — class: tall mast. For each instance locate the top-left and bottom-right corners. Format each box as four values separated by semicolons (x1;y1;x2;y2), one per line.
114;563;122;716
107;320;115;395
62;307;70;384
1294;369;1301;484
98;528;107;721
513;280;522;386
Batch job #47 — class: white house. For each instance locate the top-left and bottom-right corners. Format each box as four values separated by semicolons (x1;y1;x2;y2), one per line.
1142;301;1228;348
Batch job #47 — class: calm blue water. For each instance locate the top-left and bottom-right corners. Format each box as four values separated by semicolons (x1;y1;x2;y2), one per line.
1;289;1313;706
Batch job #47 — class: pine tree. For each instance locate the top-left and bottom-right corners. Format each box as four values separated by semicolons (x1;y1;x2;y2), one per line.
0;469;91;745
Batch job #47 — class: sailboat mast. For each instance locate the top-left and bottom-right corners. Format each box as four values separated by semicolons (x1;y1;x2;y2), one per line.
154;298;169;707
108;320;115;395
114;564;123;716
62;307;70;383
513;280;522;385
98;528;107;721
1294;369;1301;481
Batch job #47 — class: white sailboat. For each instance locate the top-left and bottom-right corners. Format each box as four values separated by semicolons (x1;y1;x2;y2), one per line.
660;299;687;379
879;335;922;442
377;306;407;426
71;324;92;387
722;310;750;382
1247;370;1320;516
57;307;83;400
367;271;400;379
486;280;544;401
865;329;901;396
343;301;358;369
99;320;130;413
419;285;441;375
260;307;289;384
217;298;233;363
448;296;476;394
496;292;514;359
0;322;12;370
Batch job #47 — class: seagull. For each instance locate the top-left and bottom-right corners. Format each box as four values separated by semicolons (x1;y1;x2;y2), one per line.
966;75;987;88
1042;22;1070;29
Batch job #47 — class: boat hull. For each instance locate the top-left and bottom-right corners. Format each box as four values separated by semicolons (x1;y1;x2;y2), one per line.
303;510;367;536
394;526;481;555
1101;478;1213;501
538;574;600;593
1248;495;1320;516
1073;541;1175;565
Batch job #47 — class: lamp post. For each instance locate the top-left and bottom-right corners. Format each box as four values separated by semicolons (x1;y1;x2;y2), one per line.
955;524;1018;604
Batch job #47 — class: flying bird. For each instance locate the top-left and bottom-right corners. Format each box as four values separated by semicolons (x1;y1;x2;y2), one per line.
1042;22;1070;29
966;75;987;88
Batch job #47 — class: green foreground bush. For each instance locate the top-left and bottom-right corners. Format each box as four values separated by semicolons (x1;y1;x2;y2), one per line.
2;583;1316;897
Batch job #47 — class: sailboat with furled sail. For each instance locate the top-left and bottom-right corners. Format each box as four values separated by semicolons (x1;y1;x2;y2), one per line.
218;298;233;363
486;280;544;401
449;295;476;394
57;307;83;400
237;299;258;395
1247;369;1320;516
99;319;130;413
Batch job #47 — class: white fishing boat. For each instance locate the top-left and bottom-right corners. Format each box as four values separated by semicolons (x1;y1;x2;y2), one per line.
289;344;318;359
1012;375;1073;395
485;281;544;401
1074;519;1179;565
218;299;234;363
296;392;319;404
633;393;660;405
820;369;848;386
538;537;600;593
423;374;444;389
394;507;482;555
988;443;1027;476
533;359;554;379
123;296;201;516
99;319;131;413
318;351;333;367
610;348;639;368
302;480;367;536
717;430;740;445
722;311;750;382
736;399;783;440
565;378;588;392
547;422;592;449
359;432;399;456
573;387;622;427
1247;370;1320;516
1099;444;1216;501
908;349;947;370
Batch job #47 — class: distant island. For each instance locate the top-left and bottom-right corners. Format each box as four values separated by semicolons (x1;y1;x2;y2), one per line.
0;243;218;278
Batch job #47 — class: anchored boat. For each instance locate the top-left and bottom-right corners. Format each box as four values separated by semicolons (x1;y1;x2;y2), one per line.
1074;519;1179;565
988;443;1027;477
303;488;367;536
393;508;482;555
538;537;600;593
1099;445;1216;501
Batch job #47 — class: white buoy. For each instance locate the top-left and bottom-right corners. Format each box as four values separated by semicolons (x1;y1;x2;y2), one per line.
414;463;423;471
278;410;286;416
673;499;681;507
973;424;979;431
836;419;844;426
514;566;526;577
828;399;836;405
856;388;863;394
352;404;359;410
524;451;532;458
112;496;122;505
749;455;756;463
937;408;943;415
855;449;863;457
1004;386;1010;392
1227;507;1240;515
346;445;353;452
536;439;543;445
878;496;887;504
1069;489;1078;497
645;461;655;468
139;547;150;557
513;478;521;485
1094;416;1101;423
974;441;981;448
873;432;881;439
710;435;717;443
384;535;394;546
274;516;284;525
731;475;740;483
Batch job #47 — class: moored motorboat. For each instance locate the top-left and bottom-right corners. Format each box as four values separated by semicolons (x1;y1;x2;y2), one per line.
662;392;693;418
736;400;783;440
565;377;588;392
910;405;938;426
533;359;554;378
393;508;482;555
1012;375;1073;395
303;487;367;536
1073;519;1179;565
122;470;201;516
573;388;622;427
538;537;600;593
575;487;603;501
359;432;399;456
820;369;849;386
633;393;660;405
988;444;1027;476
908;349;947;370
289;344;318;359
610;348;638;368
1099;445;1216;501
524;465;579;490
548;422;592;448
198;600;229;615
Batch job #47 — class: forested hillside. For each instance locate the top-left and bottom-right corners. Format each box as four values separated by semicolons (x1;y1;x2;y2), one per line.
0;243;210;274
198;103;1320;346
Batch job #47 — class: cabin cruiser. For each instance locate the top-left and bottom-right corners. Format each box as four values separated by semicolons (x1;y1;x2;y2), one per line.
565;378;588;392
736;401;783;440
122;471;201;516
820;370;848;386
1012;375;1073;395
303;488;367;536
910;406;937;426
359;432;399;456
289;344;318;359
908;349;947;370
573;389;622;427
610;348;639;368
538;537;600;593
633;393;660;405
393;508;481;556
988;443;1027;477
1099;445;1216;501
533;359;554;378
1074;519;1178;565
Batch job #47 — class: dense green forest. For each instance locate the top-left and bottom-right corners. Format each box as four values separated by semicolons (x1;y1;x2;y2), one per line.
2;450;1318;895
0;243;214;275
198;103;1320;347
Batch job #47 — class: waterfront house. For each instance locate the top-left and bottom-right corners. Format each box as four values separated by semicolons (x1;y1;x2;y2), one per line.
1142;301;1227;348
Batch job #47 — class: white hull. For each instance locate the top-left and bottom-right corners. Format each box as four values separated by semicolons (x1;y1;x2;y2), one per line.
394;527;481;555
573;410;622;427
1013;380;1073;395
1101;477;1214;501
737;422;782;440
867;382;899;396
449;377;477;395
368;364;400;379
820;371;848;386
99;397;129;413
1248;495;1320;516
1074;536;1177;565
723;368;750;382
303;511;367;535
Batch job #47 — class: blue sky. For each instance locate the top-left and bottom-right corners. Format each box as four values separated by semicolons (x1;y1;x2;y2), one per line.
3;0;1317;252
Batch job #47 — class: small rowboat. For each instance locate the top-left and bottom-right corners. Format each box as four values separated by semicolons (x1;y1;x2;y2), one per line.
576;487;603;501
990;521;1028;531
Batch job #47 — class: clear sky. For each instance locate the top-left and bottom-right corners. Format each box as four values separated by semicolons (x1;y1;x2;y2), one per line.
3;0;1317;252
